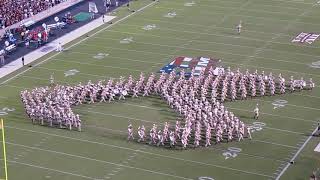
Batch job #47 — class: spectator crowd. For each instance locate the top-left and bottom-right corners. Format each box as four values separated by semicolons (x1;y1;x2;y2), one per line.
0;0;68;29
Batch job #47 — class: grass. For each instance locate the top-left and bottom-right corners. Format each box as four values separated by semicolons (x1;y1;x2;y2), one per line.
0;0;320;179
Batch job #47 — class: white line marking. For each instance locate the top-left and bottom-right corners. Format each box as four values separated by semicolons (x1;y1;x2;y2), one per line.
6;141;193;180
275;127;319;179
229;107;317;123
91;35;320;59
252;140;298;149
6;126;274;178
264;127;304;135
81;44;320;78
256;99;320;111
4;159;97;179
84;36;320;64
0;0;158;85
100;28;320;51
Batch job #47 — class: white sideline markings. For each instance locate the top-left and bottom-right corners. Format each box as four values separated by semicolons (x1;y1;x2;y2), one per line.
275;127;319;180
3;158;97;179
0;0;158;85
5;141;193;180
6;126;274;178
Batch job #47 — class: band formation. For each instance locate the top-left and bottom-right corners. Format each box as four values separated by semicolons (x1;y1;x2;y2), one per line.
20;67;315;149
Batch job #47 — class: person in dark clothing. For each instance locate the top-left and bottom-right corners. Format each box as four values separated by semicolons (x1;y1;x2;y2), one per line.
22;56;24;66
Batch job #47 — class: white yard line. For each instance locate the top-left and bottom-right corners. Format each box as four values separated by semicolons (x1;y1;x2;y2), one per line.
229;107;317;123
239;1;318;69
36;67;109;78
255;99;320;111
252;140;298;149
113;24;320;59
80;44;320;78
154;4;310;17
2;74;319;121
91;35;320;59
263;126;304;135
275;127;319;180
100;29;320;52
3;159;97;179
81;109;304;149
5;142;193;180
5;126;275;178
0;0;158;84
51;58;157;71
134;16;305;39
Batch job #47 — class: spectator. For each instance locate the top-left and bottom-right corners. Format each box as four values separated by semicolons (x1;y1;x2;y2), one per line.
0;0;67;29
21;56;24;66
0;55;5;66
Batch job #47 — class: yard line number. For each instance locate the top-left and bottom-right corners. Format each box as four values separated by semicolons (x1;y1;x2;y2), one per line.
309;61;320;69
198;177;215;180
272;99;288;109
222;147;242;160
93;53;109;60
0;107;15;116
142;24;157;31
64;69;80;77
247;122;266;133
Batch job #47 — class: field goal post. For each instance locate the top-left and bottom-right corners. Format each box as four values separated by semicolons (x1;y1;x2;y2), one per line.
0;119;8;180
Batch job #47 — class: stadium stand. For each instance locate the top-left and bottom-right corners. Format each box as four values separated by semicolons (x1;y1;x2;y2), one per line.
0;0;67;28
0;0;128;68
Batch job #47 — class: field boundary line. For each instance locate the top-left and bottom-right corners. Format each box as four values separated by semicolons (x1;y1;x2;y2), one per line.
275;127;319;179
0;0;158;85
5;125;275;178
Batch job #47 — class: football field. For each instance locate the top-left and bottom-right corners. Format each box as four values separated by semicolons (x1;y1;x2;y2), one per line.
1;0;320;179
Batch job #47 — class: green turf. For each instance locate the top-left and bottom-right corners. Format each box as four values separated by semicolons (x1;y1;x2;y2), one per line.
0;0;320;179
